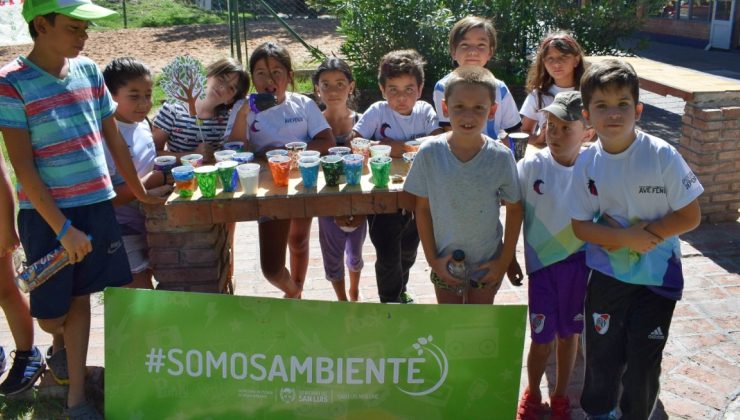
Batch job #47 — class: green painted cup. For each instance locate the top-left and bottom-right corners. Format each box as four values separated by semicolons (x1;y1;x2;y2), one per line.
369;156;392;188
194;165;218;198
320;155;343;187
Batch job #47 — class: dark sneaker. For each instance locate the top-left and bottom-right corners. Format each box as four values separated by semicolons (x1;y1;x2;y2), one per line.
65;400;103;420
0;346;6;375
46;346;70;385
400;291;415;304
0;346;45;396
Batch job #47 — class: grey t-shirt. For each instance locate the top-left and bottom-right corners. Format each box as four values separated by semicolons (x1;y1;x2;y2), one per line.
404;134;521;266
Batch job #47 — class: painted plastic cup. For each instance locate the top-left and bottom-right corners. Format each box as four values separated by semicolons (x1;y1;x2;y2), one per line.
342;154;364;186
402;151;416;176
328;146;351;156
194;165;218;198
268;155;291;187
508;133;530;161
320;155;343;187
237;163;260;195
369;144;392;158
265;149;289;159
285;141;308;170
369;156;392;188
214;149;237;163
298;150;320;160
232;152;254;164
153;155;177;174
180;153;204;167
350;138;371;162
171;165;196;198
222;141;245;152
216;160;239;193
404;140;421;153
298;156;320;189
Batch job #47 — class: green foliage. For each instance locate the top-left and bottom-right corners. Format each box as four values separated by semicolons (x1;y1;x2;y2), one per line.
309;0;664;89
94;0;227;30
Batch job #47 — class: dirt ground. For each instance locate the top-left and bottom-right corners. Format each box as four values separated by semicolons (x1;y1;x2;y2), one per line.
0;19;343;72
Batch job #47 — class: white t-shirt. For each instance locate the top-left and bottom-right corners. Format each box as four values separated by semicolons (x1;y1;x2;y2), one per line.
226;92;330;154
433;71;521;136
404;134;521;268
104;119;157;234
353;101;438;141
519;85;574;130
517;147;585;274
568;130;704;298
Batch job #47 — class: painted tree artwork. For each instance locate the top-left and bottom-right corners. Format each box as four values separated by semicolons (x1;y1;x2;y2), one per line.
160;55;206;115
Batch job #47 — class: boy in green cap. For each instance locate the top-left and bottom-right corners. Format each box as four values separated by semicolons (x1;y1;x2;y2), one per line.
0;0;164;417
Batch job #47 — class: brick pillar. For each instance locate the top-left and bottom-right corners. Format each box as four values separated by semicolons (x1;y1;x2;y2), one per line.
141;204;232;293
678;94;740;223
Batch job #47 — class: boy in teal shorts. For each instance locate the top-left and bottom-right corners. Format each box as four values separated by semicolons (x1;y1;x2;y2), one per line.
0;0;164;417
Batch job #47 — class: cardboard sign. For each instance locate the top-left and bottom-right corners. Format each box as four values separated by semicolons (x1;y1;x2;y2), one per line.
105;288;526;418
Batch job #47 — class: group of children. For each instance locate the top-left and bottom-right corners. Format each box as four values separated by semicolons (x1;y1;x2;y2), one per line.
0;0;704;418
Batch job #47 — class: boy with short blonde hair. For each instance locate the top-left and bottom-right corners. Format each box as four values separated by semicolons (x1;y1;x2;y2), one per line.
569;59;703;419
405;66;522;305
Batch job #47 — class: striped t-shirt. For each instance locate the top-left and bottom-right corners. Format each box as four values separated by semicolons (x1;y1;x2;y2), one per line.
153;102;230;153
0;56;116;209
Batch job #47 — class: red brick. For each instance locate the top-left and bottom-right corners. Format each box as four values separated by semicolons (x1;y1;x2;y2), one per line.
701;183;730;194
712;193;740;203
147;225;221;248
718;150;740;161
154;265;222;284
721;129;740;139
723;119;740;129
723;140;740;151
691;119;724;131
149;249;180;266
681;115;693;126
700;202;730;214
180;235;227;265
695;108;724;121
140;203;167;219
721;106;740;118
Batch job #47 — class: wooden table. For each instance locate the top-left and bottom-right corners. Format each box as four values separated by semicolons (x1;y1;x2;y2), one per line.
163;158;415;226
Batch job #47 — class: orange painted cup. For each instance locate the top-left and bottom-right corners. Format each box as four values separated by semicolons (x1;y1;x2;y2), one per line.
268;155;291;187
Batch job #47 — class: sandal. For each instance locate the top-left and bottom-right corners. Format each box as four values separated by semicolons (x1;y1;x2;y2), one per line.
46;347;70;385
65;400;103;420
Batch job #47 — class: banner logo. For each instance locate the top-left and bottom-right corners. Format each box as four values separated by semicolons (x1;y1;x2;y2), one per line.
397;335;448;397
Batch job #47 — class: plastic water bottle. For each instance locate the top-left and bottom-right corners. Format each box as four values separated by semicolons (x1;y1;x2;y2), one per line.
15;235;92;293
448;250;466;279
16;245;70;293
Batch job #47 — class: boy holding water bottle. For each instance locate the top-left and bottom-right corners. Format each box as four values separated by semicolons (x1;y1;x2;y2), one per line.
405;66;522;305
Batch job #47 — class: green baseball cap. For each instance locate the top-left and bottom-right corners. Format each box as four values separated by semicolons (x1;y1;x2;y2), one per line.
22;0;116;23
542;91;584;122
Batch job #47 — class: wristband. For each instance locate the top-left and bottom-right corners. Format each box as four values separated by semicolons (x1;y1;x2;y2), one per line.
56;219;72;241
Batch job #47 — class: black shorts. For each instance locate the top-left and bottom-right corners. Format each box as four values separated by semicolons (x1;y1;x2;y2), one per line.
18;200;132;319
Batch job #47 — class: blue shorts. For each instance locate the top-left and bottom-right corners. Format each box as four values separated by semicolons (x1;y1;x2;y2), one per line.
18;200;132;319
528;251;589;344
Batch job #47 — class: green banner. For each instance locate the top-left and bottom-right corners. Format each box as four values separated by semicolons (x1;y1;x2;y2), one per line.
105;288;526;418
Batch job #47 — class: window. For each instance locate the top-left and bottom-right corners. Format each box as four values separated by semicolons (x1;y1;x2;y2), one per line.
652;0;712;21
